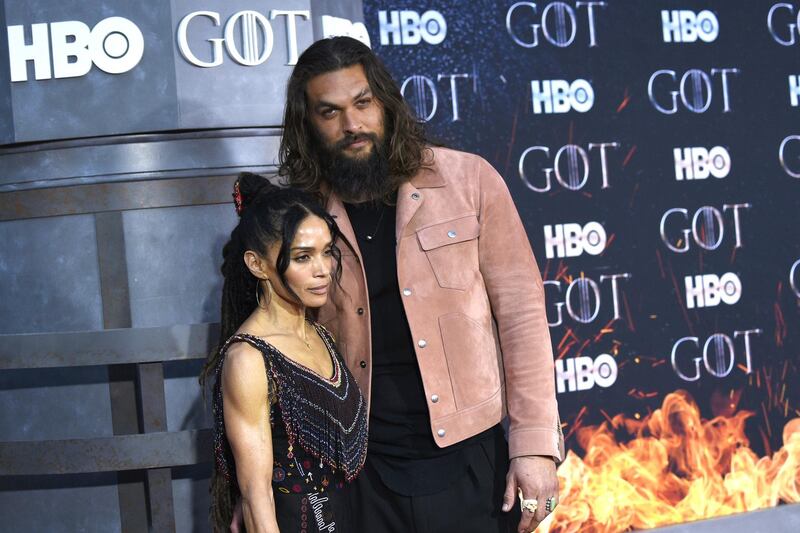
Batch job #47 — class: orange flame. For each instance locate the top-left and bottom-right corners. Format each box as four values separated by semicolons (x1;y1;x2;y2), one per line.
541;391;800;532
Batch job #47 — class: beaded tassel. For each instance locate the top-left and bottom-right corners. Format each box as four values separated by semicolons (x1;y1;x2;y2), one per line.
212;324;368;486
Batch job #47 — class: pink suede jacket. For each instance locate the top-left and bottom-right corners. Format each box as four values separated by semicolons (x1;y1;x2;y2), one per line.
318;147;564;461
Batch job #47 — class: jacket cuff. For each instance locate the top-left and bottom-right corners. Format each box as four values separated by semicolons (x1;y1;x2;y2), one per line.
508;428;564;463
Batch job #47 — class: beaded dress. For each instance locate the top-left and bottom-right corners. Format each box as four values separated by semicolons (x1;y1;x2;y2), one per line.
212;322;368;532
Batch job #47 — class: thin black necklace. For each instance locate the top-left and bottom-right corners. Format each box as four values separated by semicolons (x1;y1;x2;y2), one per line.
364;204;386;241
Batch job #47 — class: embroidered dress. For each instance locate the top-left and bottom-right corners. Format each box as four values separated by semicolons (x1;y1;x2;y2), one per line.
212;323;368;532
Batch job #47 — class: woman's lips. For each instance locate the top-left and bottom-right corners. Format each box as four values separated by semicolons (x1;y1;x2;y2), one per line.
308;284;329;295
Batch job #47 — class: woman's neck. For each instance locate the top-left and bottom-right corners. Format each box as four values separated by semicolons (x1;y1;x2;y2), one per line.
254;292;308;339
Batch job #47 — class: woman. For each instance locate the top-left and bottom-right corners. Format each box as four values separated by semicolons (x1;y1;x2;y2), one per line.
200;173;368;532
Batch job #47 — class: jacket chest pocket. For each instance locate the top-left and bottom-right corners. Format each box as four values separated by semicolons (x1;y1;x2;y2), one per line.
416;215;480;290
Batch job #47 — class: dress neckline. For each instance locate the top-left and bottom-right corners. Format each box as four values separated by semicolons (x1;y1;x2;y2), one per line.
235;323;339;383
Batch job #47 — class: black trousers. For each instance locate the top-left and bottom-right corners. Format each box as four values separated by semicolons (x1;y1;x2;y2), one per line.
350;434;521;533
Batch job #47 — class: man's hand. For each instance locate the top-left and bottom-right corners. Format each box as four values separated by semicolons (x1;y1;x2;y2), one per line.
501;455;558;533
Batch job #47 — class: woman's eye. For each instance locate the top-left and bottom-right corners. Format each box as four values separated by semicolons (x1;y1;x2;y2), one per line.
294;255;309;262
323;248;333;256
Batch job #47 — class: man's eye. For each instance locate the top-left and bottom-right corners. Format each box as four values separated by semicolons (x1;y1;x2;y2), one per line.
321;109;336;118
356;99;371;107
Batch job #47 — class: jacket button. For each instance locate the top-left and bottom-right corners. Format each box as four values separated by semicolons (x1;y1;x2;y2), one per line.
447;230;456;238
359;361;367;368
411;192;420;200
356;307;364;315
402;288;412;296
431;394;439;403
418;339;427;348
437;429;446;437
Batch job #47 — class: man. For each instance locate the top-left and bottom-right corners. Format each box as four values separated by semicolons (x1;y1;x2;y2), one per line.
280;37;562;533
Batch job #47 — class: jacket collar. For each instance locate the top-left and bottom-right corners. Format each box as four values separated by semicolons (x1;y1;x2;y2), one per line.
326;193;363;264
409;163;446;189
324;161;445;249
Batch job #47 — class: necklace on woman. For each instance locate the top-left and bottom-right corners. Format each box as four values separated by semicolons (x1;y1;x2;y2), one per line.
254;312;314;350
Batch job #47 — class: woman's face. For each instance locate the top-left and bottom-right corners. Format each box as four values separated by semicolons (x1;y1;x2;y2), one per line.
266;214;334;308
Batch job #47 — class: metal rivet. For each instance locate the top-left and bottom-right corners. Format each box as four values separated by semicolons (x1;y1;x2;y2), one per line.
359;360;367;368
411;192;420;200
431;394;439;403
418;339;427;348
437;429;446;437
447;230;456;238
356;307;364;315
402;288;412;296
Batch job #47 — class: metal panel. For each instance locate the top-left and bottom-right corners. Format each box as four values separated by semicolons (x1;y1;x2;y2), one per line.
0;429;212;475
0;323;219;369
651;503;800;533
172;0;313;130
0;5;12;145
0;130;280;192
6;0;178;143
164;358;211;432
171;465;213;533
0;214;103;334
0;473;122;533
0;366;114;441
0;174;239;222
124;204;238;328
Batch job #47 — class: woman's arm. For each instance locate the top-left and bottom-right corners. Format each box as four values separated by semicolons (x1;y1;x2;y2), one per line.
222;342;280;533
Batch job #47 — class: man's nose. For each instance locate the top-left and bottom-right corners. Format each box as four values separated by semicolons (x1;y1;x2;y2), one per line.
341;108;361;135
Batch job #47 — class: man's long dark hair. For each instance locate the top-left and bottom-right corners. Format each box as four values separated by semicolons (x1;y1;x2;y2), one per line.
199;172;342;531
278;36;430;197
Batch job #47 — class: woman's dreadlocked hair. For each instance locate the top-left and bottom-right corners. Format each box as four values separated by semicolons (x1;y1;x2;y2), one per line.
199;172;342;531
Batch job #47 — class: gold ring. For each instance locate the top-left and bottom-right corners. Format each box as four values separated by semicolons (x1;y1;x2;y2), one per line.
518;488;538;514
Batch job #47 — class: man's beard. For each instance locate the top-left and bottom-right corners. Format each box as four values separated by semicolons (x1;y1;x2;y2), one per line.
315;131;398;204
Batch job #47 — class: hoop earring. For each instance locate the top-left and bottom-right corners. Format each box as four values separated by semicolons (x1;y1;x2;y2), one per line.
256;279;272;309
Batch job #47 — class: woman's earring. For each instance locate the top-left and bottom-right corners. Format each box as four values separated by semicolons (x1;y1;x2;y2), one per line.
256;278;272;309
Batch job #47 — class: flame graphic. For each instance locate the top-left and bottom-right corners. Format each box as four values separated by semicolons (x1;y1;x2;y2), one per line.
540;391;800;532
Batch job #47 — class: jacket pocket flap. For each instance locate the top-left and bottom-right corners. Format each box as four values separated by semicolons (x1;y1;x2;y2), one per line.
417;215;480;251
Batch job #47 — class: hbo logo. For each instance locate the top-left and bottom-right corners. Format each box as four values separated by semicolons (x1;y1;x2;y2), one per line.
684;272;742;309
673;146;731;180
661;10;719;43
555;353;618;393
8;17;144;82
531;79;594;114
544;222;607;259
379;10;446;45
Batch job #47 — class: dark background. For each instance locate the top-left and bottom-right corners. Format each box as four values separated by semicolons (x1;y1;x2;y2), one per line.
363;0;800;457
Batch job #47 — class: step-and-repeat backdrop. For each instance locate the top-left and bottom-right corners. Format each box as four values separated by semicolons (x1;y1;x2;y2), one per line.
2;1;798;531
362;1;799;530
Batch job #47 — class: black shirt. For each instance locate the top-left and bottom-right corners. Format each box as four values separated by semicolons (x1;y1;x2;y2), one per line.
344;200;496;496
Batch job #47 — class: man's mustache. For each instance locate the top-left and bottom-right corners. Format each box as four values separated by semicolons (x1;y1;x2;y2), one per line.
334;132;380;152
